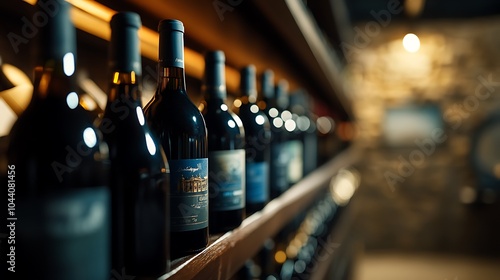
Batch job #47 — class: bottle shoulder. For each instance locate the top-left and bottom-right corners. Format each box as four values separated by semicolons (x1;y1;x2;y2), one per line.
10;98;96;140
204;106;243;135
7;98;109;193
144;90;207;136
101;100;165;168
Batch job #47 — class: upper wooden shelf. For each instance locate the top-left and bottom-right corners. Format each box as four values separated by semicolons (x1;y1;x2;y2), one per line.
158;146;361;280
95;0;352;120
3;1;352;120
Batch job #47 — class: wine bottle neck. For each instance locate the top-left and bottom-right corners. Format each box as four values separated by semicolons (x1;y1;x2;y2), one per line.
204;81;226;103
158;67;186;93
205;95;225;107
107;71;141;102
33;0;77;101
33;58;77;100
203;56;226;100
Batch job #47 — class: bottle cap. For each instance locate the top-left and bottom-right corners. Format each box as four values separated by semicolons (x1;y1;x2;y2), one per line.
109;12;142;75
261;69;274;99
240;65;257;99
275;79;289;109
39;0;76;63
203;50;226;99
158;19;184;68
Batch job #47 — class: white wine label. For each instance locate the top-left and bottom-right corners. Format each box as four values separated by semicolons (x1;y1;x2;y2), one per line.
17;187;110;280
208;149;245;211
169;158;209;231
246;161;269;204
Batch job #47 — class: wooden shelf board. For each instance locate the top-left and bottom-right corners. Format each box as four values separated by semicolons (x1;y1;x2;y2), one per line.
159;146;361;280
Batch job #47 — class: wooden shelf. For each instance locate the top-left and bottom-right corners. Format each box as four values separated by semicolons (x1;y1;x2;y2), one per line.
159;146;361;280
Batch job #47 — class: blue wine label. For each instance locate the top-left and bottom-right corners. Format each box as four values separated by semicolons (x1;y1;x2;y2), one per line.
246;161;269;204
209;149;245;211
287;140;303;184
169;158;209;232
17;187;110;280
271;142;289;193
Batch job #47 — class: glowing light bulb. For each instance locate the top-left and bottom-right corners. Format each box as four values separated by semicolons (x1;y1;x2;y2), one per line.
403;33;420;53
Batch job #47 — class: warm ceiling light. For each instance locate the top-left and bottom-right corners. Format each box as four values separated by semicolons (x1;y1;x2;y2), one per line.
402;33;420;53
405;0;426;18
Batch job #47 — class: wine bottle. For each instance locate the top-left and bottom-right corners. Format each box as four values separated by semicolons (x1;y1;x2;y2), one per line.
260;70;289;199
289;90;317;176
7;1;110;279
276;80;303;186
202;51;245;233
236;65;270;214
144;19;208;258
101;12;169;276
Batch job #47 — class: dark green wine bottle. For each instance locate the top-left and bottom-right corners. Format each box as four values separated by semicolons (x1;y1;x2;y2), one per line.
144;19;209;258
236;65;271;214
101;12;169;276
202;50;245;233
260;70;289;199
7;1;110;279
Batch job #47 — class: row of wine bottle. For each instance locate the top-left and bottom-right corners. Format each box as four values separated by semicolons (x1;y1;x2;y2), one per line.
3;1;317;279
247;192;339;280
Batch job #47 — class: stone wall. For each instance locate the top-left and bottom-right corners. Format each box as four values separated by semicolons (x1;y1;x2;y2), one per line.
343;16;500;255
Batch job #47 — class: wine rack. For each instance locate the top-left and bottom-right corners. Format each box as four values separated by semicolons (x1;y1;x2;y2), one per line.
0;1;358;279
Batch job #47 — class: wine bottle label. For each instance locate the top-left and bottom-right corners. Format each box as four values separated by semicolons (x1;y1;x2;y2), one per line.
169;158;209;231
287;140;304;184
208;149;245;211
246;161;269;203
17;187;110;280
271;142;289;193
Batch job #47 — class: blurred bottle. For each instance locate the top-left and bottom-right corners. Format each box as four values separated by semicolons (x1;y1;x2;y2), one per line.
144;19;209;258
289;90;317;176
202;50;245;233
235;65;271;214
101;12;169;276
260;70;289;199
276;80;304;187
7;1;110;279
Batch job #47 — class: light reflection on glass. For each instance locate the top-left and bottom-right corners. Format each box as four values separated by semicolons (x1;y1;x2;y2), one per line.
317;116;334;134
136;106;145;126
63;52;75;76
220;104;228;111
145;132;157;155
297;116;311;131
281;110;292;121
284;119;296;132
269;108;279;118
255;115;265;125
273;118;283;128
83;127;97;148
233;113;244;128
66;92;79;109
227;120;236;128
192;116;197;123
250;104;259;113
233;99;242;108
